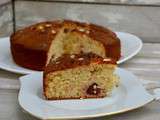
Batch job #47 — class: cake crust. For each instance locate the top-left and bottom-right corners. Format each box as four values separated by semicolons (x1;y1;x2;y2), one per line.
44;52;116;74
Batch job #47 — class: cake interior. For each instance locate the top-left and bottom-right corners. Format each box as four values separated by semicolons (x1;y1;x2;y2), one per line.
44;63;118;100
47;27;106;64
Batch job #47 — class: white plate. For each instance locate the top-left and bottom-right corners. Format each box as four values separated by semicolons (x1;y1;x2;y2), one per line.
18;68;154;120
0;32;142;74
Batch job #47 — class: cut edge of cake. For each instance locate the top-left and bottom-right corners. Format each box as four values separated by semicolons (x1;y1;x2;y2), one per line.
46;24;106;65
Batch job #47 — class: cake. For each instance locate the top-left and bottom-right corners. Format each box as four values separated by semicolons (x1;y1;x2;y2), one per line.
43;53;119;100
10;20;121;71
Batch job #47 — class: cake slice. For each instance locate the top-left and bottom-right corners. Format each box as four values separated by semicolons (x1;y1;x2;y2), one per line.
43;53;119;100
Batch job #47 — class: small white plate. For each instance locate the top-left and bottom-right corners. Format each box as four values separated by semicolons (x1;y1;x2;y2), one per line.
0;32;142;74
18;68;154;120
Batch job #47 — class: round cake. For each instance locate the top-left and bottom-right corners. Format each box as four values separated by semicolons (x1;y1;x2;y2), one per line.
10;20;121;71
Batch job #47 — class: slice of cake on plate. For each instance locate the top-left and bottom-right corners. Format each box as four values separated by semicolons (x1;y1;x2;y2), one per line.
43;53;119;100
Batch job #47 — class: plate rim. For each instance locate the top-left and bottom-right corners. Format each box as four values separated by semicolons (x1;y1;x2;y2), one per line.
18;68;154;120
20;100;154;120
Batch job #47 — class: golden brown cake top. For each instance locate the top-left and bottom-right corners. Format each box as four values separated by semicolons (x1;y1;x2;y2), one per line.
11;19;120;51
44;52;116;74
10;20;62;50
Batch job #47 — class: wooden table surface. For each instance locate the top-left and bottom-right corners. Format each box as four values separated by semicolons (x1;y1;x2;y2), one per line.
0;43;160;120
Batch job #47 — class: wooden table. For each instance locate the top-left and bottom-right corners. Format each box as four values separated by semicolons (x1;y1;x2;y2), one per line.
0;43;160;120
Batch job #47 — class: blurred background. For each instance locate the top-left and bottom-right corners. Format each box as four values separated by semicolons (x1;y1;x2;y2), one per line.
0;1;160;119
0;0;160;43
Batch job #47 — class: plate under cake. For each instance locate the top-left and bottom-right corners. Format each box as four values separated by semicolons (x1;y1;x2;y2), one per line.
43;53;119;100
18;67;154;119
